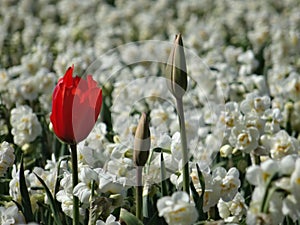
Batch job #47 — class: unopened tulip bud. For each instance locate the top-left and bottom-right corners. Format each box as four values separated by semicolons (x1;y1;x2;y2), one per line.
133;113;150;167
166;34;187;99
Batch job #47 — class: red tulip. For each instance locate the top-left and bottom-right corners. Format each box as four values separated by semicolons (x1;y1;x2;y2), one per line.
50;65;102;144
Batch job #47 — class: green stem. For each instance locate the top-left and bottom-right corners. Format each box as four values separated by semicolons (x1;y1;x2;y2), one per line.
160;152;168;196
88;180;96;225
176;97;190;195
70;144;79;225
260;172;278;213
136;166;143;221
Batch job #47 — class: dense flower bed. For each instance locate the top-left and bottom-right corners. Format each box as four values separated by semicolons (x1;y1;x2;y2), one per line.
0;0;300;224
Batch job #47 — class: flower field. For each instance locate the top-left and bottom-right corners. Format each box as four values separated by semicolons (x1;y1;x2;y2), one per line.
1;0;300;224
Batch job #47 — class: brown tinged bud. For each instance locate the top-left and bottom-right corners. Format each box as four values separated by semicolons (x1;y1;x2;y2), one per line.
133;113;150;167
166;33;188;99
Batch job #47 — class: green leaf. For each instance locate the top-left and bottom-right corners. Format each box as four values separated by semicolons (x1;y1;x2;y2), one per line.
160;152;168;196
120;208;143;225
196;163;207;221
34;173;64;225
19;156;34;223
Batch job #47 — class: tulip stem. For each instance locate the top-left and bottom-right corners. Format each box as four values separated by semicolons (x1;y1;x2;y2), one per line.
176;97;190;196
136;166;143;221
70;144;80;225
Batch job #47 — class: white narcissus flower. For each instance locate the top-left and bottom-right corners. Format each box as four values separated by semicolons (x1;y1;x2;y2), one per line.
269;130;298;159
262;108;282;134
285;72;300;102
218;102;241;140
218;167;241;201
282;194;300;222
96;214;120;225
246;159;279;186
85;122;107;149
240;94;270;115
10;105;42;147
9;165;30;203
150;105;175;132
56;171;86;219
0;141;15;176
157;191;198;225
247;187;284;225
96;168;126;195
0;204;25;225
237;50;258;76
217;192;247;223
229;124;259;153
73;166;99;205
220;144;233;158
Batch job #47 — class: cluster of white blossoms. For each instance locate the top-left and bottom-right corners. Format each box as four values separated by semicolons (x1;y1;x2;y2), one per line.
246;155;300;224
10;105;42;147
217;192;247;223
0;204;26;225
0;0;300;224
188;166;241;213
157;191;198;225
0;141;15;176
219;93;299;160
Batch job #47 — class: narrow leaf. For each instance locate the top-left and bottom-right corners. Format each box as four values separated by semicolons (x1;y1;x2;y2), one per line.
19;156;34;222
196;163;207;221
120;208;143;225
160;152;168;196
34;173;64;225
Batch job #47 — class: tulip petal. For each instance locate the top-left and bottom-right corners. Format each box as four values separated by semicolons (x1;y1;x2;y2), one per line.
63;65;74;88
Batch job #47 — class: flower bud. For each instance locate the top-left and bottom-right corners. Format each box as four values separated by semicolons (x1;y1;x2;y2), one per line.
166;34;187;99
133;113;150;167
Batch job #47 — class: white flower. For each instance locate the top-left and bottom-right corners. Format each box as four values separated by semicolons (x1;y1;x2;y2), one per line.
56;190;74;218
96;214;120;225
246;159;279;186
150;105;175;132
246;187;284;225
217;192;247;223
85;122;107;149
229;124;259;153
262;108;282;134
218;102;241;140
282;195;300;222
97;168;126;194
73;166;99;205
18;76;39;101
9;165;30;203
237;50;258;76
269;130;298;159
0;204;25;225
220;144;233;158
218;167;241;201
10;105;42;147
157;191;198;225
240;94;270;116
0;141;15;176
56;173;86;219
32;166;57;204
284;72;300;102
